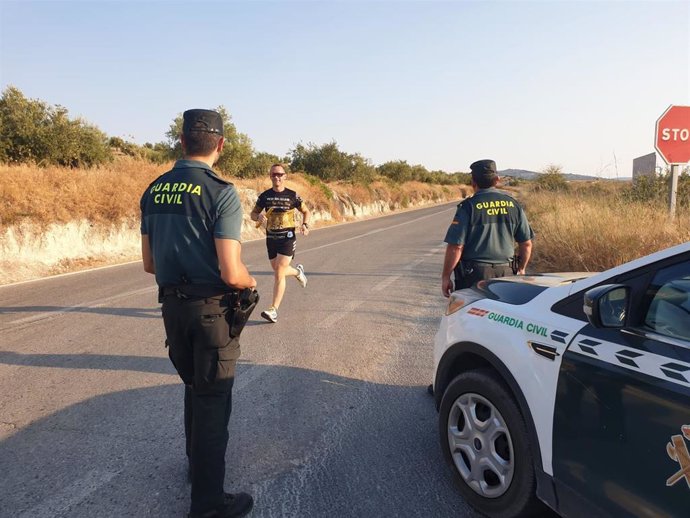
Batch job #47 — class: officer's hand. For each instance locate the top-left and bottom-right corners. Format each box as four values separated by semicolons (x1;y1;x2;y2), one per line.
442;277;453;298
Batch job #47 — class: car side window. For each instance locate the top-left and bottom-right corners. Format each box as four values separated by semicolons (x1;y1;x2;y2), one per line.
643;260;690;341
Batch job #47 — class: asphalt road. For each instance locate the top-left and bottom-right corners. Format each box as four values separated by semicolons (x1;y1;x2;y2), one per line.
0;201;482;518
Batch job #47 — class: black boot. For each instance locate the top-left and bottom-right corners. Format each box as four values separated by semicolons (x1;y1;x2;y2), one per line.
188;492;254;518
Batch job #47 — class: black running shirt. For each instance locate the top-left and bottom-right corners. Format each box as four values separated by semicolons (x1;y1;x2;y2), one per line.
254;188;306;240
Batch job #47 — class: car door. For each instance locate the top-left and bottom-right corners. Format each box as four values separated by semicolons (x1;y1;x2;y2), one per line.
551;254;690;518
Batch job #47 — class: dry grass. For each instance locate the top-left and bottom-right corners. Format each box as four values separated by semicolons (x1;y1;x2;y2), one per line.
0;159;459;228
7;160;684;276
0;158;168;227
523;184;690;272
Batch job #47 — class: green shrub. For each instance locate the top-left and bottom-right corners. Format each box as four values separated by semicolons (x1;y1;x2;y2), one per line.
303;173;333;198
534;164;569;192
623;171;690;208
0;86;112;167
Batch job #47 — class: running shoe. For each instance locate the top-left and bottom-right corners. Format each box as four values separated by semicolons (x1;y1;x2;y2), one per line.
260;307;278;323
295;264;308;288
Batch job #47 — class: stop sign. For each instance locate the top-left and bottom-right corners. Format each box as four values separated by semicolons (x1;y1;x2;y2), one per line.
655;105;690;164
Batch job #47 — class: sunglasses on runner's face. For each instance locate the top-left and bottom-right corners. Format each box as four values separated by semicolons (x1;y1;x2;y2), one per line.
271;173;286;178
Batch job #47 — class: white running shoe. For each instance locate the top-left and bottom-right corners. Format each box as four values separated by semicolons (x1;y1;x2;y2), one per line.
295;264;308;288
261;307;278;323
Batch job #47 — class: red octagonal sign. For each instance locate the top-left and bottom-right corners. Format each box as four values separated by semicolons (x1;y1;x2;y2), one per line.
655;105;690;164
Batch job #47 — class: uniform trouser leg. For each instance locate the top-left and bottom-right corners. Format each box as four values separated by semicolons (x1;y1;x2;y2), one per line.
189;376;234;513
162;296;240;514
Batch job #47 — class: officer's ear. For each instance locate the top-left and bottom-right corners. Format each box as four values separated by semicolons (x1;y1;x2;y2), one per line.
217;137;226;154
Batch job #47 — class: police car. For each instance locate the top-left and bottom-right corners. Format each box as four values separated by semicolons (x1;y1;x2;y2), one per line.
432;242;690;518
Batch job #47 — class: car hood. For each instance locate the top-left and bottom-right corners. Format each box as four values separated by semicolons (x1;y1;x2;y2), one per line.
472;272;598;305
485;272;597;288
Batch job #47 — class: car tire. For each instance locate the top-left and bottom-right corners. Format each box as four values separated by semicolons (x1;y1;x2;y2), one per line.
439;369;543;518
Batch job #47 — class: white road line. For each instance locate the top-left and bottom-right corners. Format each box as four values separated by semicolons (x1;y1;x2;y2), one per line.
316;299;365;329
17;469;118;518
298;208;453;255
403;258;426;271
3;286;157;327
317;243;445;328
371;275;401;293
425;244;445;256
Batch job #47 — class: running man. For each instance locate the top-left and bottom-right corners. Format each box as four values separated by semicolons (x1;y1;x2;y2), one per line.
250;164;310;323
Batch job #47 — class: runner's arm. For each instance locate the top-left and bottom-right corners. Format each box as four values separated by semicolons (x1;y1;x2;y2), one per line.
298;203;311;235
250;205;265;223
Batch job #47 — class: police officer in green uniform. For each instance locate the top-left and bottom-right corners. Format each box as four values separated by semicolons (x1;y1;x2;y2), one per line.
140;109;256;518
441;159;534;297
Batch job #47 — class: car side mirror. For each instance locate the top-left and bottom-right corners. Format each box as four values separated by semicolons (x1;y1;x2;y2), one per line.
583;284;630;328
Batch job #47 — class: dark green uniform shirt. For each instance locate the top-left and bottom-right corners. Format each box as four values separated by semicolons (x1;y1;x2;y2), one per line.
140;160;243;287
444;188;533;264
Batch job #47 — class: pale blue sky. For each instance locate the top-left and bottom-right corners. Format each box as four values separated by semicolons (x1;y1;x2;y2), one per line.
1;0;688;177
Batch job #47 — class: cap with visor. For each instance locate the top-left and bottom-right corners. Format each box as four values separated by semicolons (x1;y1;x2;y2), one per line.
182;109;224;135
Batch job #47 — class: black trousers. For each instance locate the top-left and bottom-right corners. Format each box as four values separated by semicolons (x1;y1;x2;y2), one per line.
454;262;513;290
161;294;240;514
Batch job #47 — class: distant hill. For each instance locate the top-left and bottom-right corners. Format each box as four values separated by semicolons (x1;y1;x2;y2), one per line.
499;168;627;182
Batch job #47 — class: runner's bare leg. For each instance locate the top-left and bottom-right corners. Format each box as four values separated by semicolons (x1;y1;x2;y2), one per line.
270;254;299;309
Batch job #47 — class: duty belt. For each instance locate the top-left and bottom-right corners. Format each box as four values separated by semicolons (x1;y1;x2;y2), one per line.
158;284;239;302
464;261;510;268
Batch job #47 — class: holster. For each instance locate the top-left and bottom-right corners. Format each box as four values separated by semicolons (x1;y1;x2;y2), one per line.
510;255;520;275
227;288;260;338
457;262;474;277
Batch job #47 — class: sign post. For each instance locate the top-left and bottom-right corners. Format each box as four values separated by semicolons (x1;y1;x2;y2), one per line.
655;105;690;219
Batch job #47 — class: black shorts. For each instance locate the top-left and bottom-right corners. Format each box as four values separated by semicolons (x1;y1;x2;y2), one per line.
266;237;296;260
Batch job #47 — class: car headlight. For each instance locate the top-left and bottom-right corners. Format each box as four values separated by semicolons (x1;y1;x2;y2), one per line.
446;290;483;316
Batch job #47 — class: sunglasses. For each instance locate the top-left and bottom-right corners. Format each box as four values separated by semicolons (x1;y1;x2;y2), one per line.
270;173;286;178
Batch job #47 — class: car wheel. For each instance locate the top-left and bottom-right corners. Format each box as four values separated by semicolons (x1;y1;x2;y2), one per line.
439;369;543;518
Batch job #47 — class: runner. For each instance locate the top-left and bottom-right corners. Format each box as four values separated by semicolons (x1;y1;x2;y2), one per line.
250;164;310;323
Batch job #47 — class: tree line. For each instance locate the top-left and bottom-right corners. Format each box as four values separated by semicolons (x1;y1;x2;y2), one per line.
0;86;469;185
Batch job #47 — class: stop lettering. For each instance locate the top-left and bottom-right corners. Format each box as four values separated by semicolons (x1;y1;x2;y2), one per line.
655;105;690;164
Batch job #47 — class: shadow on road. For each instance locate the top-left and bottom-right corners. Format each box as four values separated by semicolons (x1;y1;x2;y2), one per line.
0;362;479;518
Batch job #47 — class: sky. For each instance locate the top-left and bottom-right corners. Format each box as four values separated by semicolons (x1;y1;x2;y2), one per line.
0;0;688;178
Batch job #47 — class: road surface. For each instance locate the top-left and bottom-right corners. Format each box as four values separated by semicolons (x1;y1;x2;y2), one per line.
0;201;483;518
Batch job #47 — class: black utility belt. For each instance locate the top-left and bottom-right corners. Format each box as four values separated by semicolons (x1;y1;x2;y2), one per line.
158;284;239;301
462;261;510;268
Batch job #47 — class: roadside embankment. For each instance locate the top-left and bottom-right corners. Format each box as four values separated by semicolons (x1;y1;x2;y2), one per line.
1;160;466;285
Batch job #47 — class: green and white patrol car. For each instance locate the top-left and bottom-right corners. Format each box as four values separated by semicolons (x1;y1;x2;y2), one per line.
432;242;690;518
